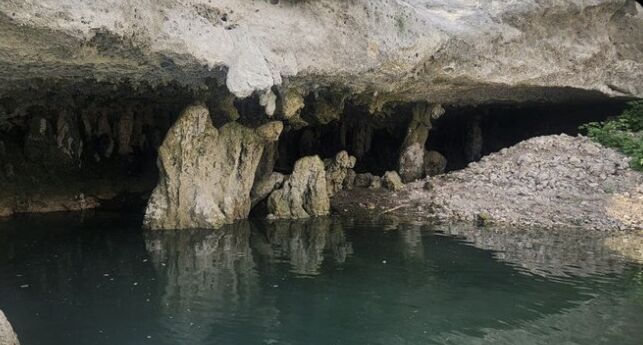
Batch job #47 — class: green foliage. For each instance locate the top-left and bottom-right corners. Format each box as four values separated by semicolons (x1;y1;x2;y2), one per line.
580;101;643;171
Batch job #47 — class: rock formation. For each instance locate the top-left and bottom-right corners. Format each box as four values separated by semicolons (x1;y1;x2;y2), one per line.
144;104;283;230
325;151;357;197
0;310;19;345
398;104;444;183
424;150;447;177
382;171;404;191
0;1;641;103
250;172;285;208
267;156;330;219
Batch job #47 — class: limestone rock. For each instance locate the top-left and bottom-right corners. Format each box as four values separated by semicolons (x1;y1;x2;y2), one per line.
251;172;285;208
55;109;82;161
0;1;641;103
398;104;443;183
280;89;305;119
424;150;447;177
143;104;282;230
267;156;330;219
398;143;425;183
0;310;19;345
382;171;404;191
369;176;382;189
325;151;357;196
343;169;356;190
259;90;277;117
354;173;376;188
116;107;134;155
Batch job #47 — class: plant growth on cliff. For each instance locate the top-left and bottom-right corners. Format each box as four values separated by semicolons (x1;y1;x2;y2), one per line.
580;101;643;171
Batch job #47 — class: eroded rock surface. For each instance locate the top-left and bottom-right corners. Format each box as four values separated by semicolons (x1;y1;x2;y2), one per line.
398;104;444;183
0;1;641;103
144;104;283;229
325;151;357;197
0;310;19;345
267;156;330;219
382;171;404;191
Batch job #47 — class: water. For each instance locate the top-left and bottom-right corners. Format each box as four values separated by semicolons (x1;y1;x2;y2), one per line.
0;212;642;345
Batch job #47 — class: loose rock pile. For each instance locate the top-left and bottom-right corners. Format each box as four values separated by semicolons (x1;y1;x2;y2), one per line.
407;134;643;230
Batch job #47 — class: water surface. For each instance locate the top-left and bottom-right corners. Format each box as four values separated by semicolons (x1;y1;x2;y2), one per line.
0;212;641;345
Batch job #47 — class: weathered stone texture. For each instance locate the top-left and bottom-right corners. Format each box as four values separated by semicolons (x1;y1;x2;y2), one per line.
143;104;282;230
0;310;19;345
267;156;330;219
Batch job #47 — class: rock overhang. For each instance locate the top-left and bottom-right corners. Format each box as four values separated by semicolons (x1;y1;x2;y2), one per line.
0;0;640;106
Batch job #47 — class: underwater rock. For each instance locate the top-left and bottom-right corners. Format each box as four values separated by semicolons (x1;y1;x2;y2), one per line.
267;155;330;219
144;104;283;230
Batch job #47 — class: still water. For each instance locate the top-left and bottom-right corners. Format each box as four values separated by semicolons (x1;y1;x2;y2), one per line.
0;212;642;345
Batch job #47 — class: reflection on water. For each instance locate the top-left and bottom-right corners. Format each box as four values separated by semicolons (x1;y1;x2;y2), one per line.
260;218;353;275
437;224;630;277
0;212;641;345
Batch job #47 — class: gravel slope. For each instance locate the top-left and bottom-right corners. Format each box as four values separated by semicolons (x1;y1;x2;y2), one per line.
405;134;643;231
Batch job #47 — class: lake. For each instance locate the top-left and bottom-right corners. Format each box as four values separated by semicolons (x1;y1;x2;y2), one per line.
0;212;641;345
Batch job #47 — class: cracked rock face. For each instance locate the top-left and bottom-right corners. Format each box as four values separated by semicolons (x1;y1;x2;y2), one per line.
143;104;282;230
0;310;19;345
0;1;641;104
267;156;330;219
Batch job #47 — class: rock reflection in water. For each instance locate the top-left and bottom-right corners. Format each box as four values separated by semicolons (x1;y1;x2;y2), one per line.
438;224;630;277
261;217;353;275
144;222;264;343
144;217;353;343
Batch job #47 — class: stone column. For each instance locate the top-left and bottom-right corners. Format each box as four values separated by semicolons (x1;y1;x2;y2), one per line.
398;103;444;183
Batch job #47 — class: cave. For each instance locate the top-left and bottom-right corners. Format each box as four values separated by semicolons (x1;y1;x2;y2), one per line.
0;80;629;218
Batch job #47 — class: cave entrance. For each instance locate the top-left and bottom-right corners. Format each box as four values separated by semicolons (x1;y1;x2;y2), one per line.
427;101;627;172
270;100;627;179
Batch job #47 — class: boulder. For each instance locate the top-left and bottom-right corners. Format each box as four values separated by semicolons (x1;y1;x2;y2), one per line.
382;171;404;191
424;150;447;176
369;176;382;189
144;104;283;230
325;150;357;196
267;156;330;219
354;173;376;188
0;310;19;345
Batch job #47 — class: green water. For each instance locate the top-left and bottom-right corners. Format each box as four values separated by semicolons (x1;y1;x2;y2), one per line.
0;212;642;345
